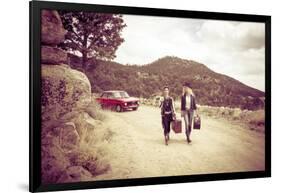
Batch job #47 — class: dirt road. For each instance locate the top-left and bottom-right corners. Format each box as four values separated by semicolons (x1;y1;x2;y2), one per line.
94;105;265;180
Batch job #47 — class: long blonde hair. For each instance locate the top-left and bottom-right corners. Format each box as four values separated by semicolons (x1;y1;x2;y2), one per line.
183;87;195;96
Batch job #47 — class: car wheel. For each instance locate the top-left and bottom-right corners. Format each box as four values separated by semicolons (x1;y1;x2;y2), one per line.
132;107;138;111
116;105;122;112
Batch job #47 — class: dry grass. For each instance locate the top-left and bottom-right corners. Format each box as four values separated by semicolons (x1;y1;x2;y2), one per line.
73;110;114;177
242;110;265;132
57;94;115;179
243;110;265;125
198;105;265;132
85;98;106;121
41;96;115;183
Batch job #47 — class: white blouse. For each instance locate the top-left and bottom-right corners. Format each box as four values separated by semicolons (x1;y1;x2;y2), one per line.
185;94;191;110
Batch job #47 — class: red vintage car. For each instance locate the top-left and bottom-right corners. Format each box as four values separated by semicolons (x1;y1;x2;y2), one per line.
96;90;139;112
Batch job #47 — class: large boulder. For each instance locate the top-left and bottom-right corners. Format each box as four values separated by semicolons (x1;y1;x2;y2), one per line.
70;112;96;140
41;10;66;45
41;132;71;184
41;46;68;64
41;65;92;121
59;122;80;151
57;166;93;183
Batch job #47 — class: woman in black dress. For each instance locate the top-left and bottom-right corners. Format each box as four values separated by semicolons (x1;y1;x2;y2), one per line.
160;86;176;145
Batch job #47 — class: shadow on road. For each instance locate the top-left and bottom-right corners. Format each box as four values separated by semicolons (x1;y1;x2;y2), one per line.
148;137;191;146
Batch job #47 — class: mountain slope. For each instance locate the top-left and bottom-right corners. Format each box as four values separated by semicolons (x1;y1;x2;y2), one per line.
69;55;264;110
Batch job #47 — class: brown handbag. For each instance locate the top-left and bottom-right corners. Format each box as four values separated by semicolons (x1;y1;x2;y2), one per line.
172;119;182;133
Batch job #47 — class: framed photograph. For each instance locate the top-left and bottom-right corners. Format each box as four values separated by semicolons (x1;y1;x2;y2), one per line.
29;0;271;192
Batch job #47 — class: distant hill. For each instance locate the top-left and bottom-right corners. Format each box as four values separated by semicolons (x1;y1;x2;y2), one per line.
68;54;265;110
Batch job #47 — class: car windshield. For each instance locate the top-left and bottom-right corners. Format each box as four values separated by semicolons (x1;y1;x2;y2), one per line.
112;91;130;98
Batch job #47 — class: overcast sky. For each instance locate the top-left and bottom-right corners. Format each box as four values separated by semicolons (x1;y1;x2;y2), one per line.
114;14;265;91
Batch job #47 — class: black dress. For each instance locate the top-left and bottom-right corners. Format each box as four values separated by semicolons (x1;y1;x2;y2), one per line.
161;97;174;136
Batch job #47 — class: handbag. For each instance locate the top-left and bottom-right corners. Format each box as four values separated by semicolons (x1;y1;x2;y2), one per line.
172;119;182;133
193;114;201;130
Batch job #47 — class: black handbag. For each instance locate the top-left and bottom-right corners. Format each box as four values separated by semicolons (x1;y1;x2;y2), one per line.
193;114;201;130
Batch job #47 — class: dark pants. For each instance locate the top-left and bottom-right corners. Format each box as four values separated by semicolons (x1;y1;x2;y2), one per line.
162;114;173;136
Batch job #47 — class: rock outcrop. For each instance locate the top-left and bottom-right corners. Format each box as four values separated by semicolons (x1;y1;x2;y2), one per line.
41;64;91;119
40;10;109;185
41;10;66;45
41;46;68;64
57;166;93;183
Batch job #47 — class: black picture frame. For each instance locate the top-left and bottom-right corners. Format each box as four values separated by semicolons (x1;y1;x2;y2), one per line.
29;1;271;192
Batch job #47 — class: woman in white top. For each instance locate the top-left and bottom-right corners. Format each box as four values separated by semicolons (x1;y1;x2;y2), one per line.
181;82;197;144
